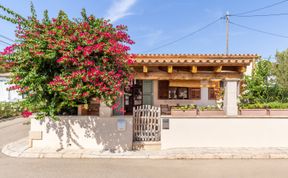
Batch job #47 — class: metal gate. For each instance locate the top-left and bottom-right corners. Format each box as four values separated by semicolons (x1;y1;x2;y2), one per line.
133;105;161;142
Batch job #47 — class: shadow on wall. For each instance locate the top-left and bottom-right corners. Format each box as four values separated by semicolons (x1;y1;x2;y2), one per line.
37;116;133;152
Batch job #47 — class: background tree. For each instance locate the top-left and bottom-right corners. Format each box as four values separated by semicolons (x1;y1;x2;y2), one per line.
274;49;288;89
0;3;135;119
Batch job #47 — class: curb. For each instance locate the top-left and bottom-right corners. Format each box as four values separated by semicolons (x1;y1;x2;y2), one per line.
3;138;288;159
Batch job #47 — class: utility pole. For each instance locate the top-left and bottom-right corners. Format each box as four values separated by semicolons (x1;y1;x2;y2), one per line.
225;11;229;55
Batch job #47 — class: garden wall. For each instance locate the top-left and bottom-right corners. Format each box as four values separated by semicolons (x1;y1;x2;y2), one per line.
30;116;133;152
161;116;288;149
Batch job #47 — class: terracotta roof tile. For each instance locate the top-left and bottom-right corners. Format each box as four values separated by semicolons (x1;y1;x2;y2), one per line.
134;53;259;65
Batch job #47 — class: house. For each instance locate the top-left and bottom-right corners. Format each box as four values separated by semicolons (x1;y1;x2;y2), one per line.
0;73;22;102
30;53;288;151
116;53;258;116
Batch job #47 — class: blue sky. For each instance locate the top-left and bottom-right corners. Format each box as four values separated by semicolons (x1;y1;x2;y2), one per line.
0;0;288;59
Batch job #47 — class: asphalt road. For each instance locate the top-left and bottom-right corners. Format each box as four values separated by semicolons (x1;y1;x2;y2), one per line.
1;118;288;178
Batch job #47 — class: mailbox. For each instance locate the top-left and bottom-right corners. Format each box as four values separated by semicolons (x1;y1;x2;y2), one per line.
117;119;126;131
162;118;169;129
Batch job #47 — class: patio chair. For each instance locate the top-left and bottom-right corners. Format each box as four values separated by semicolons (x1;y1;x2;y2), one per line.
160;104;171;115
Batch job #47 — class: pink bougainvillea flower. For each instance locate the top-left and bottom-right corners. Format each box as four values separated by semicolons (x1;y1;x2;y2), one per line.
22;110;32;118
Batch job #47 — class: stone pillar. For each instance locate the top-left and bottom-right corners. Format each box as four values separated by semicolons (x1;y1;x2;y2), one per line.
99;103;113;117
201;80;209;104
223;79;239;116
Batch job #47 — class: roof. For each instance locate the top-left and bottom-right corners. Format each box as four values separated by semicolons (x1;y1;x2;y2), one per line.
134;54;260;65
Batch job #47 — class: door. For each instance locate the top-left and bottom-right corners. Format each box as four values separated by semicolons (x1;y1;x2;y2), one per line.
143;80;153;106
124;80;143;115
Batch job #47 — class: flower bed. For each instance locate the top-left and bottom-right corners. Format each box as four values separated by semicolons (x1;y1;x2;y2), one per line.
198;105;224;116
198;110;225;116
171;105;197;117
240;102;288;116
239;109;268;116
171;109;197;116
269;109;288;116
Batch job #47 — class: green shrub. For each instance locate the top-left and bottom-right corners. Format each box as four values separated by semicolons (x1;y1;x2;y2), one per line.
199;105;221;111
0;102;23;119
173;104;196;111
240;102;288;109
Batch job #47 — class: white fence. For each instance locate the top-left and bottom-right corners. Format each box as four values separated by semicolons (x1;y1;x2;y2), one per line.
161;117;288;149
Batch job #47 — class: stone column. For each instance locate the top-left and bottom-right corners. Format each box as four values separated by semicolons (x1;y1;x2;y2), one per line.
201;80;209;104
99;103;113;117
223;78;240;116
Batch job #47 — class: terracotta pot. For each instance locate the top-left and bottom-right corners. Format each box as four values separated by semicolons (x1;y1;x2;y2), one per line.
171;109;197;116
198;110;225;116
269;109;288;116
239;109;268;116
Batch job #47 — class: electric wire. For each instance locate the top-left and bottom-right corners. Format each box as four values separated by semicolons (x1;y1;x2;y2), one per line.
0;34;15;42
0;39;11;46
230;21;288;39
142;17;224;53
232;0;288;16
231;12;288;18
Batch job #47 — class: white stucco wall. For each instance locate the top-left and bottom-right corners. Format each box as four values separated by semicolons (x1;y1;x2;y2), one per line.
153;80;216;107
30;116;133;151
161;117;288;149
0;76;22;102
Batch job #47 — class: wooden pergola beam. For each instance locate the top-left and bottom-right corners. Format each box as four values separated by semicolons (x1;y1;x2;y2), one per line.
168;66;173;74
191;66;197;73
134;71;242;80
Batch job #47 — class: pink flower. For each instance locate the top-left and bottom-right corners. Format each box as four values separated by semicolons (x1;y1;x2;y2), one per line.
22;110;32;118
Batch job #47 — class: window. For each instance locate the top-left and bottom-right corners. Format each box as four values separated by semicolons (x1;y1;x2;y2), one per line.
208;88;216;100
189;88;201;100
177;88;188;99
158;80;189;99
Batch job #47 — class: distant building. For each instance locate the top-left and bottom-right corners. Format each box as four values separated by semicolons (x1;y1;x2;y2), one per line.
0;73;22;102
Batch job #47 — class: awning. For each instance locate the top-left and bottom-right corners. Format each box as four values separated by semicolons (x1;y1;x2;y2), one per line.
169;80;201;88
169;80;220;88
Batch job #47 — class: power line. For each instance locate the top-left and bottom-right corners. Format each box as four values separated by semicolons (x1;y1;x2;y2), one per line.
0;34;15;42
231;12;288;18
142;17;224;53
232;0;288;16
230;21;288;39
0;40;11;46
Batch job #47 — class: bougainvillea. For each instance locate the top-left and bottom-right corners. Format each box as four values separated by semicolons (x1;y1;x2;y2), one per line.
0;4;134;119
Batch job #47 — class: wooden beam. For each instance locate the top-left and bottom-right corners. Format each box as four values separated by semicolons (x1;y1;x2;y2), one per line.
238;66;246;73
214;66;222;73
134;71;242;80
191;66;197;73
143;65;148;73
168;66;173;74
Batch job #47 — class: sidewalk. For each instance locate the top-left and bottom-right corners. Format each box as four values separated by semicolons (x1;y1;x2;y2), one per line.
3;138;288;159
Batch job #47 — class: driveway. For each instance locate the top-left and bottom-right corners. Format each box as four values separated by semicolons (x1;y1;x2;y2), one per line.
1;117;288;178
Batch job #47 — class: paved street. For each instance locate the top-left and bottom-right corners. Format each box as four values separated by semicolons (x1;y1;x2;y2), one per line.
1;118;288;178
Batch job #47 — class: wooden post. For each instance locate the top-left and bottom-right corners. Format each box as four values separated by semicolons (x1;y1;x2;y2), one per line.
143;65;148;73
238;66;246;73
168;66;173;74
191;66;197;73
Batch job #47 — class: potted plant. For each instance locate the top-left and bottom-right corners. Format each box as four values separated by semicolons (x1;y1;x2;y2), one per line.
171;104;197;116
198;105;225;116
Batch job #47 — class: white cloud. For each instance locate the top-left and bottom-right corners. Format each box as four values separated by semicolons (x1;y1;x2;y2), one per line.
106;0;137;23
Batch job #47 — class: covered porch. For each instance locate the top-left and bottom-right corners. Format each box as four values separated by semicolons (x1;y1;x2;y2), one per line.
122;54;259;116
